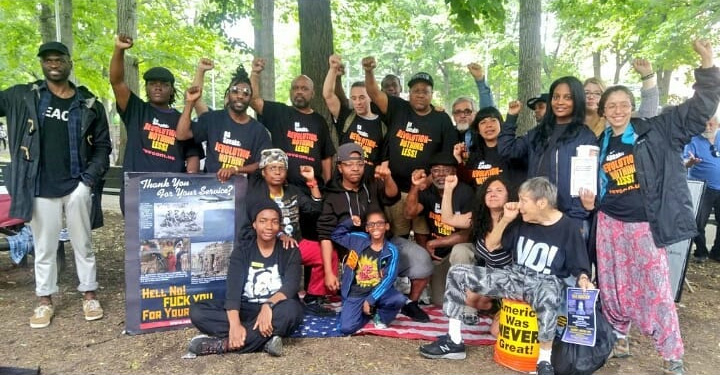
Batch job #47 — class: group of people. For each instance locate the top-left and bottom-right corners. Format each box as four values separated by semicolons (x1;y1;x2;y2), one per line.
1;35;718;375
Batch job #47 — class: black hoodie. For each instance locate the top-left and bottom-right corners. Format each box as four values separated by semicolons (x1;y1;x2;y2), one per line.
316;174;400;242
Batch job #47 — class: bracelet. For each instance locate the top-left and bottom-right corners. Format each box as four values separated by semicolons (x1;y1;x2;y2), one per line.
306;180;318;189
641;72;655;81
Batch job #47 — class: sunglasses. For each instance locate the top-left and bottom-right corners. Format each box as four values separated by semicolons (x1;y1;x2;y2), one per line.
229;86;252;95
711;144;720;158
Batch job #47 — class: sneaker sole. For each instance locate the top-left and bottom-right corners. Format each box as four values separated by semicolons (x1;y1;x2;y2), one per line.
419;351;466;360
85;313;104;321
266;337;283;357
30;321;51;329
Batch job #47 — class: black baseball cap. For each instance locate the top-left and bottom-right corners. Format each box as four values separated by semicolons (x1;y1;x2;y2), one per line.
429;153;458;167
527;93;549;110
143;67;175;84
37;41;70;57
408;72;434;88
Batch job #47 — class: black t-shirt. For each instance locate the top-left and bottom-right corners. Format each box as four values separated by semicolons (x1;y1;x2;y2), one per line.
243;182;321;241
242;246;281;304
258;101;336;187
599;135;646;222
119;93;204;173
38;93;80;197
192;110;271;173
348;246;383;298
501;215;590;278
463;136;527;191
418;183;474;258
335;105;384;167
383;96;458;192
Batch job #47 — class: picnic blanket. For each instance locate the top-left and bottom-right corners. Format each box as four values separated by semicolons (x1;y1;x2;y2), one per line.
290;302;496;346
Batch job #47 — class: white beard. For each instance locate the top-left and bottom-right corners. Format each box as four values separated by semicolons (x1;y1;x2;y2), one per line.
702;129;718;139
456;122;470;132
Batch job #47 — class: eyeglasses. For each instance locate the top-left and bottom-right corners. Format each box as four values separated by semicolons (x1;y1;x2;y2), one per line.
711;145;720;158
430;166;454;175
603;103;632;112
266;165;286;172
229;86;252;95
452;109;473;116
366;221;386;228
584;91;603;98
340;161;365;168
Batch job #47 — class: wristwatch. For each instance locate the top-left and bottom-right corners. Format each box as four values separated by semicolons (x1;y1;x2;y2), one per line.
263;301;276;309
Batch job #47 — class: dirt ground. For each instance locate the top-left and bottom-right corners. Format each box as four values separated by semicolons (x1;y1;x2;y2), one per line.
1;210;720;375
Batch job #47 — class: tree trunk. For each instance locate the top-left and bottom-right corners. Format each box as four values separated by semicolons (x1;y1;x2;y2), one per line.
39;2;56;42
59;0;73;54
657;69;673;106
115;0;139;166
254;0;275;101
298;0;336;146
593;51;602;80
517;0;542;135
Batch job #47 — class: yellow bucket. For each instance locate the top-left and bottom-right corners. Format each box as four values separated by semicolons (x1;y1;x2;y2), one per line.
493;299;540;373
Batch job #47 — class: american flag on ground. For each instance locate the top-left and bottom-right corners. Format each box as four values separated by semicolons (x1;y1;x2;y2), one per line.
290;301;496;346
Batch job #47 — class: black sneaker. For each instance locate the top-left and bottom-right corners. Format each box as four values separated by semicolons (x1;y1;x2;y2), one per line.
264;336;283;357
536;361;555;375
304;299;336;316
419;334;466;359
188;334;227;356
402;301;430;323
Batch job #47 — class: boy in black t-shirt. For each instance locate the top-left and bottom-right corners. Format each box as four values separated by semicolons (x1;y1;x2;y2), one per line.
249;58;336;189
332;211;407;334
419;177;594;375
187;200;303;357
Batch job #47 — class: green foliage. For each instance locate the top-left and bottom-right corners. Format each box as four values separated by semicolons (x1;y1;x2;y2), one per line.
444;0;507;34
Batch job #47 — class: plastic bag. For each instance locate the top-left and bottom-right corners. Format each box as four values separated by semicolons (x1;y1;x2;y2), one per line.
551;305;616;375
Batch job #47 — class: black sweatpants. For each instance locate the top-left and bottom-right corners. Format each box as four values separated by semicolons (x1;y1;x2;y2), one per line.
190;298;304;353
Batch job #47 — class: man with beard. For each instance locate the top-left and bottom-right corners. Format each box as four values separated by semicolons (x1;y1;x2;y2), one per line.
249;58;335;189
684;113;720;262
404;154;474;307
452;63;496;148
110;34;204;211
0;41;111;328
323;54;385;174
177;65;271;180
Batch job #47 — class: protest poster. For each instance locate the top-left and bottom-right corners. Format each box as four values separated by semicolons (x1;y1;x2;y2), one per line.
123;173;246;335
561;287;598;347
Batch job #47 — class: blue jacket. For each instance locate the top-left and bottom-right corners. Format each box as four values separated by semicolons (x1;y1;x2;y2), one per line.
498;114;597;221
331;218;399;305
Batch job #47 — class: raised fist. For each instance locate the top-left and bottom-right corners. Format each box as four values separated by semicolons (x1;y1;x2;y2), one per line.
252;58;266;74
467;63;485;80
361;56;377;73
508;100;522;116
115;34;134;50
185;86;202;103
198;58;214;72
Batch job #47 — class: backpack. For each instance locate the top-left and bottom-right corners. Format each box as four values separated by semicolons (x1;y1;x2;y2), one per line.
342;111;387;138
